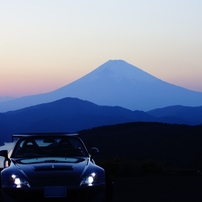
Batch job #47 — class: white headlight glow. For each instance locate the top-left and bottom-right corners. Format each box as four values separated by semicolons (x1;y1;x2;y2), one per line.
87;176;94;184
10;174;30;188
80;173;97;186
14;178;21;187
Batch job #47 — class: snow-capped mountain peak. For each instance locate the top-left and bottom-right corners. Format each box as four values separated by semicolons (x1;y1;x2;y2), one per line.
0;59;202;112
76;59;159;84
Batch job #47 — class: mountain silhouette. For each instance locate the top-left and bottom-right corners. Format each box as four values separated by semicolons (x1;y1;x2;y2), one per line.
148;105;202;125
0;97;150;143
1;60;202;112
1;97;201;144
0;96;14;102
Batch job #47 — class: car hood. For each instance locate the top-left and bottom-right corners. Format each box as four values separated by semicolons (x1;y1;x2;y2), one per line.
12;157;90;180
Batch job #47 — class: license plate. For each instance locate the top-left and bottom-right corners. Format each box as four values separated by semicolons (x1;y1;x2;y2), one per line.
44;186;66;198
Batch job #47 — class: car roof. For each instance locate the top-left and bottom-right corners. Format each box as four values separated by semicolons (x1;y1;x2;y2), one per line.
12;132;78;142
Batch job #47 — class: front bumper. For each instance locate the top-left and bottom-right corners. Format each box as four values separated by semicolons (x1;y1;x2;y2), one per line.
2;185;106;202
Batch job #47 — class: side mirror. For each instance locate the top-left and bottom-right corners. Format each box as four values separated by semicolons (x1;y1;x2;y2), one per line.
0;150;10;168
0;150;8;159
90;147;99;156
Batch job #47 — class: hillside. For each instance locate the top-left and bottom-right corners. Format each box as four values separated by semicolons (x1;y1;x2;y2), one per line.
80;122;202;170
147;105;202;125
1;97;202;145
0;97;144;144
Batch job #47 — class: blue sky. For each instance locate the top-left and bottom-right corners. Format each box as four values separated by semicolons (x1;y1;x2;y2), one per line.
1;0;202;97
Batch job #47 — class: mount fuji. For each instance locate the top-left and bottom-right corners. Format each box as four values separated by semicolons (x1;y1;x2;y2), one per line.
1;60;202;112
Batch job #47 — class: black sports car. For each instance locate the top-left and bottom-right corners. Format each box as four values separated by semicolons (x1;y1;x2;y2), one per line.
0;133;112;201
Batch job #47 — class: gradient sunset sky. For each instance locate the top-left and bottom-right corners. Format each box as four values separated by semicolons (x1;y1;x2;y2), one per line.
1;0;202;97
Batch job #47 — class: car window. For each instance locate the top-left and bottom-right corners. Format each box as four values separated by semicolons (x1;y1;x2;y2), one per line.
11;137;88;158
16;157;85;164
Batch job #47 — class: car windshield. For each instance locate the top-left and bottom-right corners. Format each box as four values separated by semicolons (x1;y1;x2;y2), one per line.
11;136;88;158
14;157;85;165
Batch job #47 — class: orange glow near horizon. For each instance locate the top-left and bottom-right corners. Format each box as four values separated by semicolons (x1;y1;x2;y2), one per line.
1;1;202;97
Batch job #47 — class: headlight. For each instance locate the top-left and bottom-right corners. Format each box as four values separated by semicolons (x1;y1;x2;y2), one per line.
80;172;97;186
10;174;30;188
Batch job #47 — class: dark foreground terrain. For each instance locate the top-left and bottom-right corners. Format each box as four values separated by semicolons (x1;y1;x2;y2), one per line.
111;174;202;202
80;122;202;201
